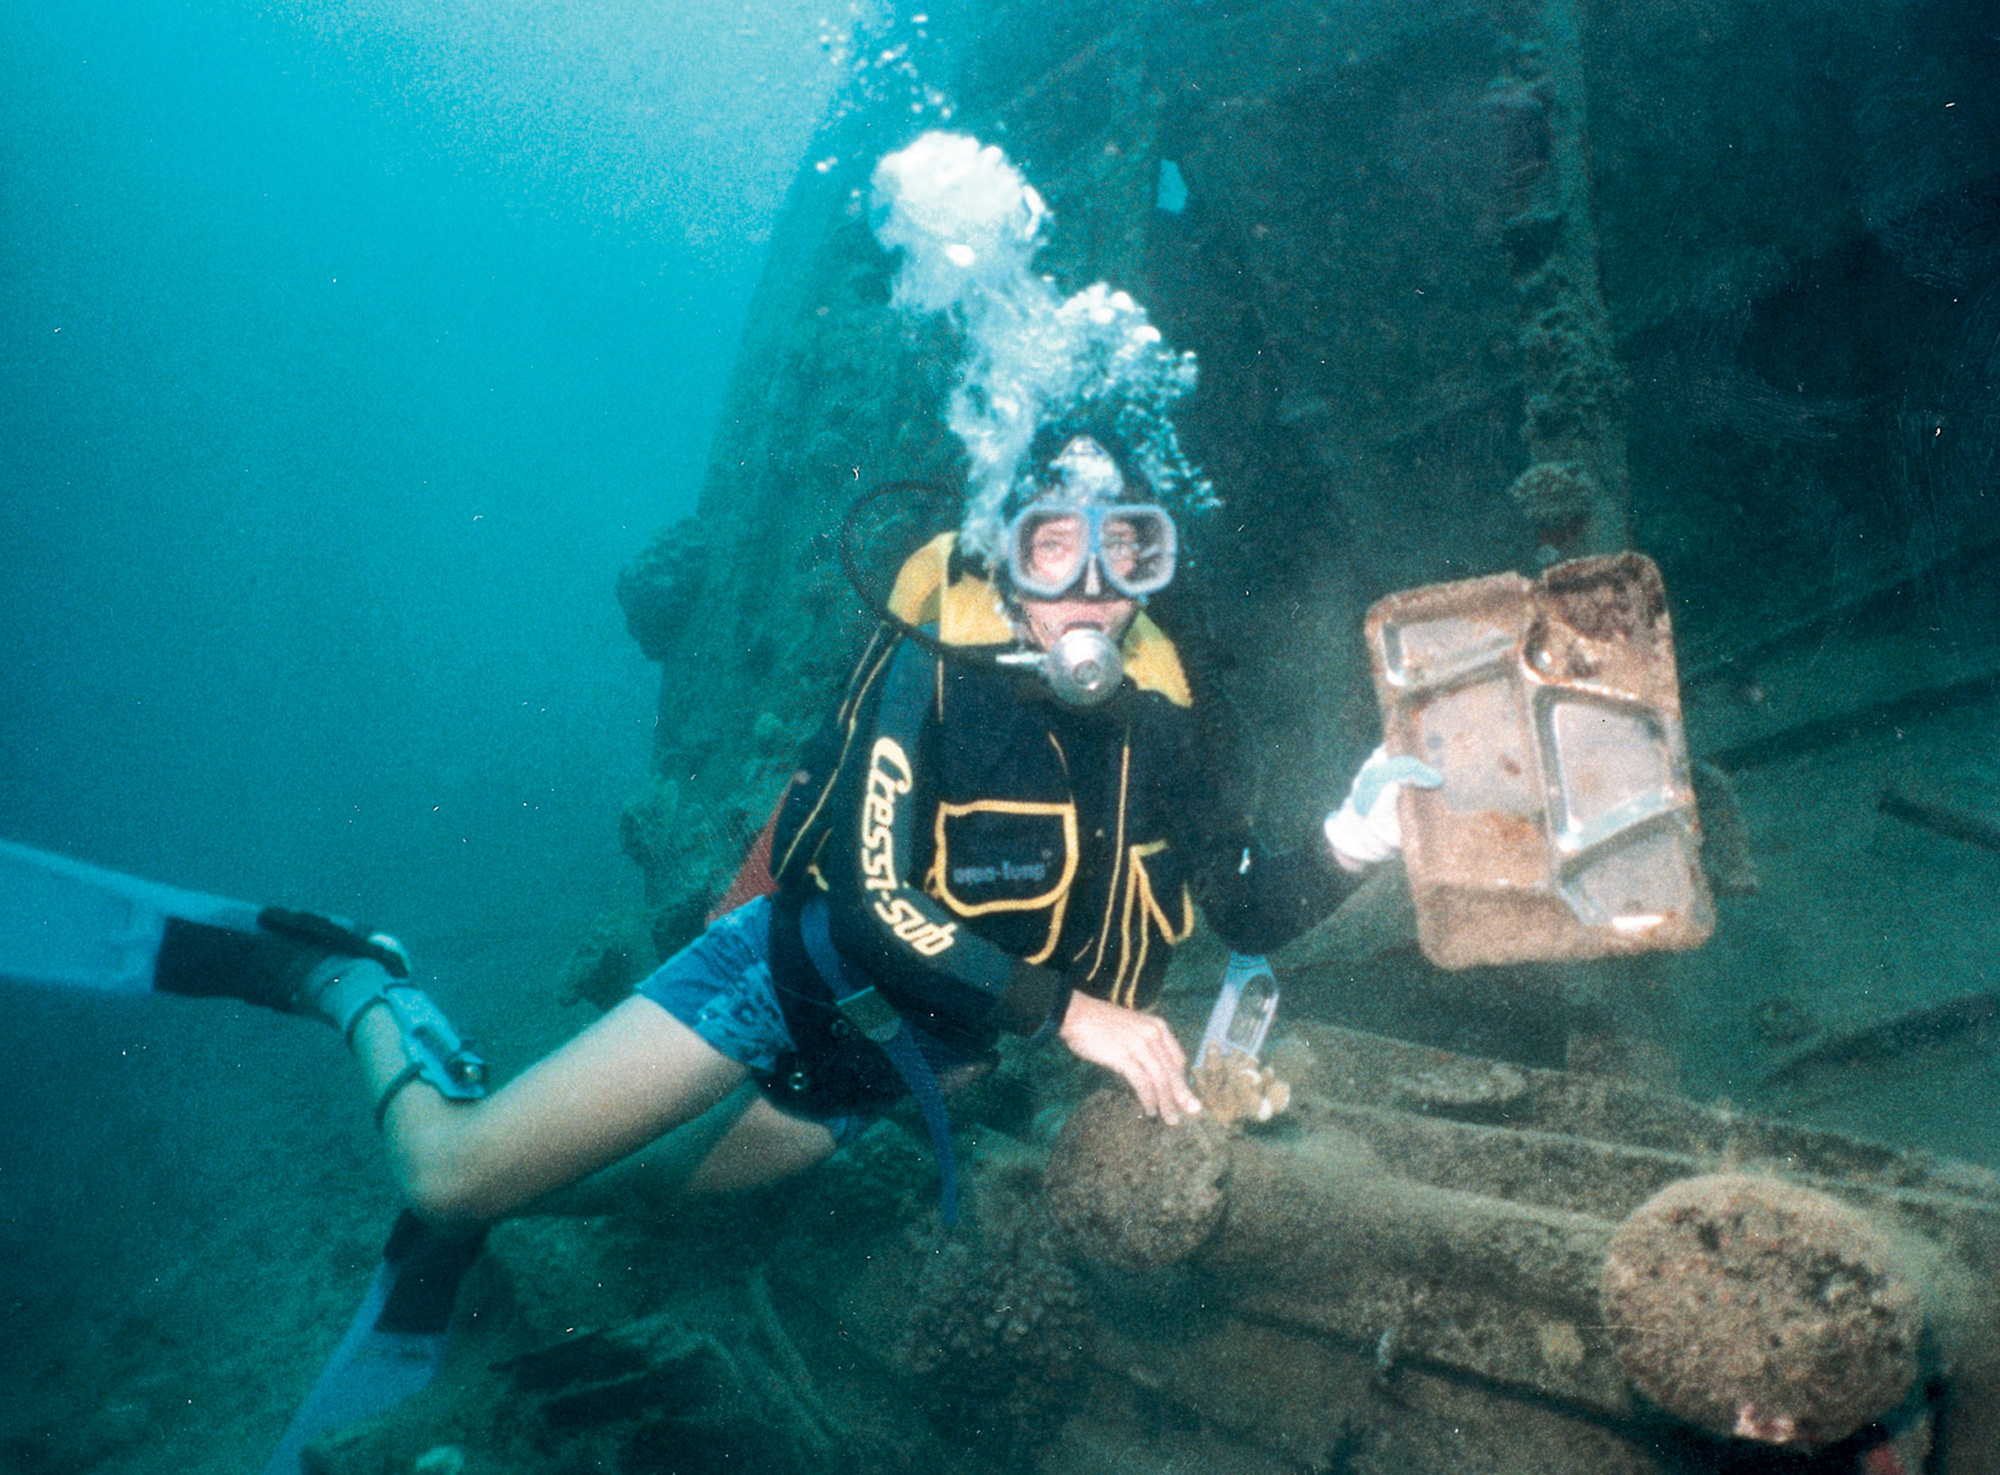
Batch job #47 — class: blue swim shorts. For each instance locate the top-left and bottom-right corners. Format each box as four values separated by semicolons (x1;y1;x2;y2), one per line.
635;896;866;1146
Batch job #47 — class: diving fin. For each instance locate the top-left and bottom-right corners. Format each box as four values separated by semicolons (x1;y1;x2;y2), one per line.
0;840;488;1462
0;837;411;1014
0;837;264;995
261;1211;488;1474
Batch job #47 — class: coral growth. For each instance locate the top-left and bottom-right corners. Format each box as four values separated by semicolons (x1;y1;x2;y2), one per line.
1043;1087;1230;1270
553;911;654;1012
1191;1050;1292;1125
895;1211;1089;1447
1600;1173;1921;1449
619;774;761;958
810;1122;939;1228
616;516;714;663
1506;459;1600;528
619;774;683;881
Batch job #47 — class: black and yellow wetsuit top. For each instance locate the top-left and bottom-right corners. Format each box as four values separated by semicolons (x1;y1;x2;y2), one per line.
759;534;1356;1112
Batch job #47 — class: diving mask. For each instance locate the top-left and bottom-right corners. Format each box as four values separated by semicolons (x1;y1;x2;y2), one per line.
1005;501;1178;601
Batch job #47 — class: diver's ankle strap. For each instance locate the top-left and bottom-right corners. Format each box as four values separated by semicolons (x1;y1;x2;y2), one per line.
373;1062;430;1128
295;956;396;1036
368;984;487;1124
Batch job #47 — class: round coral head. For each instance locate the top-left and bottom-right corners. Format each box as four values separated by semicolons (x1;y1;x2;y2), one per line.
1601;1173;1921;1449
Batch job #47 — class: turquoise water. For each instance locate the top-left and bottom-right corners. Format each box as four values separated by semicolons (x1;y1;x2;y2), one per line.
0;2;836;1468
0;0;834;921
4;0;1999;1471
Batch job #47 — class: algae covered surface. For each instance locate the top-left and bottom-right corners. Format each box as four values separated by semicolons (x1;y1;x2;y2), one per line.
7;0;2000;1472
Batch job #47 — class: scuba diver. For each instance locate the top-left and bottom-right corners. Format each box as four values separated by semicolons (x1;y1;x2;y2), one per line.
0;417;1438;1471
199;430;1424;1222
56;421;1435;1232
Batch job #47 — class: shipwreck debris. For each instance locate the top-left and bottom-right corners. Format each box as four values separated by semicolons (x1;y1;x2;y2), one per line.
1042;1087;1230;1270
1691;759;1760;896
1601;1173;1922;1449
1878;781;2000;856
1367;553;1713;967
1762;990;2000;1095
1044;1024;2000;1468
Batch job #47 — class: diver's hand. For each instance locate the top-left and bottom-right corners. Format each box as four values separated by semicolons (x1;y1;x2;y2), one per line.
1057;992;1203;1126
1325;744;1445;872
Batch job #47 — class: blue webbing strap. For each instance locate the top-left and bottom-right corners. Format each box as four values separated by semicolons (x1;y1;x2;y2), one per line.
798;898;960;1225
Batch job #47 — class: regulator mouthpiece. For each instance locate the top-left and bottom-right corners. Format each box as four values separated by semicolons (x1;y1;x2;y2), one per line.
1044;627;1123;706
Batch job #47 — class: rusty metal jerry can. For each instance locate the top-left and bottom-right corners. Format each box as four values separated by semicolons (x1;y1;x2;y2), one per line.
1365;552;1714;968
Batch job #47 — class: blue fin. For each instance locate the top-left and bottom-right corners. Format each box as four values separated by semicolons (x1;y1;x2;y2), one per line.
0;837;260;995
261;1212;487;1473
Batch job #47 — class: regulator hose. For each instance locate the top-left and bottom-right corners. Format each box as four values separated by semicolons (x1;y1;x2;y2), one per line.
837;479;1127;707
836;479;970;666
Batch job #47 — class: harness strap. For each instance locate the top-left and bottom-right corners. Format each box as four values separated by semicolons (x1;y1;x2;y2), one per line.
797;897;960;1225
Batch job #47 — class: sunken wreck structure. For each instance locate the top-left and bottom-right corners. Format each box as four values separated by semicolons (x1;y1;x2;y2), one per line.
325;0;2000;1470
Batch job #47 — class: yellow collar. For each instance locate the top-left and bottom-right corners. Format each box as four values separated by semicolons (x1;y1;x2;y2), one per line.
885;532;1192;708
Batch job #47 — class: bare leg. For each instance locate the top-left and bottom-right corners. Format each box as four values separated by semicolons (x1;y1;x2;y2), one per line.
349;995;750;1227
681;1096;840;1195
525;1084;840;1216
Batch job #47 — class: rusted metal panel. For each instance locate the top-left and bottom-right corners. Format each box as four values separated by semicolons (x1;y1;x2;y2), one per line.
1366;553;1714;966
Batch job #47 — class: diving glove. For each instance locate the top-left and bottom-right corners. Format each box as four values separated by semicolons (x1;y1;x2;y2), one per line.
1324;745;1444;871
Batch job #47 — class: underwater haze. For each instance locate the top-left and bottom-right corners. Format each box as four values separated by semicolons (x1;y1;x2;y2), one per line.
0;1;842;1468
1;0;842;924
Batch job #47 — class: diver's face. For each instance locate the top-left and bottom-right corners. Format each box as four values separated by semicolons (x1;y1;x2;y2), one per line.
1016;510;1149;592
1014;508;1140;650
1017;592;1136;652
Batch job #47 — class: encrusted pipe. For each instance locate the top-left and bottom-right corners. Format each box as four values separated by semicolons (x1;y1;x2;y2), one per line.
1600;1174;1923;1449
1488;1;1632;558
1044;1089;1627;1410
1045;1091;2000;1460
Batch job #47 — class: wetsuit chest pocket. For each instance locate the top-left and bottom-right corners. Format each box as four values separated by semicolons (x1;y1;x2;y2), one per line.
929;801;1080;965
